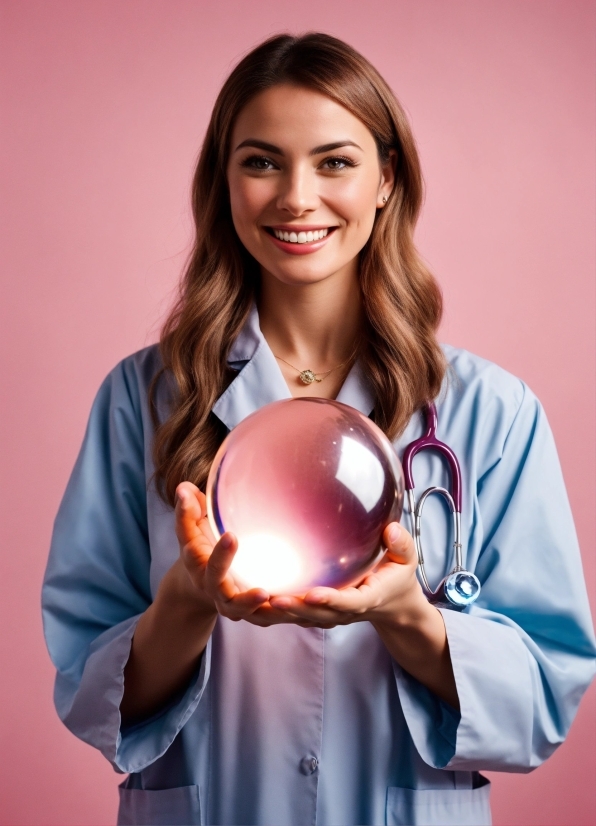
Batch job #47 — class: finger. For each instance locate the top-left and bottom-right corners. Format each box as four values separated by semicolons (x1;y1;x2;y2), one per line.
243;606;297;626
216;587;270;619
197;511;218;547
303;584;372;613
268;595;353;624
194;487;207;512
187;488;219;547
236;599;308;626
181;518;218;570
175;483;204;544
204;533;240;599
269;594;328;613
205;533;272;606
383;522;416;565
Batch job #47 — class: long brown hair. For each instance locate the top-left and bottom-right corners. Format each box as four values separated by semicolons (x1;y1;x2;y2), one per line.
151;32;446;505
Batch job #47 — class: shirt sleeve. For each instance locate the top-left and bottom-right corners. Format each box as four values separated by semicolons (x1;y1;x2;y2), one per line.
41;356;212;774
393;380;596;772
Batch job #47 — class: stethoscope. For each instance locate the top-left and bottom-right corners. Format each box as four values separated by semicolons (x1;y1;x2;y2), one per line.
402;403;481;610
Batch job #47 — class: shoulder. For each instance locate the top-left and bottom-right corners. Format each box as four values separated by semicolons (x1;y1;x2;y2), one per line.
440;343;533;412
441;344;525;405
438;344;543;456
97;344;163;409
104;343;163;392
86;345;167;442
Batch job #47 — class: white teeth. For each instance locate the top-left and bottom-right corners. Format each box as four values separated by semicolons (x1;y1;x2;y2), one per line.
273;228;330;243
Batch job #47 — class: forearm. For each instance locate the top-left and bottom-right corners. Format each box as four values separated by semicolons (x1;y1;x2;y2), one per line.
372;599;459;710
120;557;217;726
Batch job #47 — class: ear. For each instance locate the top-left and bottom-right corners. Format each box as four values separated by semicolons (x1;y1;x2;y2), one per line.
377;149;397;208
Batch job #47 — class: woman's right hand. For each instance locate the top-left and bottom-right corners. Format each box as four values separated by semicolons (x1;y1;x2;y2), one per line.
175;481;270;621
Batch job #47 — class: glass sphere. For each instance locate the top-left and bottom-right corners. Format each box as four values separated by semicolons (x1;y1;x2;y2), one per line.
206;398;404;596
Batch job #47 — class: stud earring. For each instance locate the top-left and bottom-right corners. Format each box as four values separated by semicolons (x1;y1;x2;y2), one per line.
382;196;387;204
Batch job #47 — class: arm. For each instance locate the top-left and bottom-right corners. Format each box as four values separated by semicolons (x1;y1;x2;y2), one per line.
121;485;270;725
43;354;272;769
268;378;596;771
43;356;162;770
369;528;459;710
119;557;217;726
43;355;252;771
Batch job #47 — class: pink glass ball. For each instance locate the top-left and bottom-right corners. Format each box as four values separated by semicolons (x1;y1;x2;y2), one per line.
206;398;404;596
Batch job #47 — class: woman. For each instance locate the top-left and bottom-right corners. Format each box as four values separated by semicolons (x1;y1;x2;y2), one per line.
42;33;595;826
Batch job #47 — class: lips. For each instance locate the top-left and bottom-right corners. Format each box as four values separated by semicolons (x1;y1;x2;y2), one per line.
264;226;336;255
264;224;337;255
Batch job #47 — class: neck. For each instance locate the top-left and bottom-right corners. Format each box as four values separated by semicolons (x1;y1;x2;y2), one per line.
257;268;362;370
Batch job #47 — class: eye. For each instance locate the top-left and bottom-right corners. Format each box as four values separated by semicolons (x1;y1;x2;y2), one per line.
240;154;277;171
320;155;357;171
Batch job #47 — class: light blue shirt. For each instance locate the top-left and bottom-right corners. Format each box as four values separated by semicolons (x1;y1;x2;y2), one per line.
42;307;596;826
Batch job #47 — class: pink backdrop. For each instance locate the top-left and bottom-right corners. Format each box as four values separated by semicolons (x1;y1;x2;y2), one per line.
1;1;594;824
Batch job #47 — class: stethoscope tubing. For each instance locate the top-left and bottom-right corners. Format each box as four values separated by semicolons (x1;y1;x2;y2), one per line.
403;403;480;610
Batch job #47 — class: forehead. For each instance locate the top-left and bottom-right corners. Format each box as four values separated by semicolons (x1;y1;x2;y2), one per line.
230;84;376;152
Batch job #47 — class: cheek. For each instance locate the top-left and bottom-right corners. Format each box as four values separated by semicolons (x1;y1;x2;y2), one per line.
325;175;379;227
229;177;270;230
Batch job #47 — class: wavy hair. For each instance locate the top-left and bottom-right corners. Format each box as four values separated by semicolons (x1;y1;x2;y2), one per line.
150;32;446;505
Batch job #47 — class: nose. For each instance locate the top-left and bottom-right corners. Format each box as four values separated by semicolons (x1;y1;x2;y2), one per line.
276;164;319;216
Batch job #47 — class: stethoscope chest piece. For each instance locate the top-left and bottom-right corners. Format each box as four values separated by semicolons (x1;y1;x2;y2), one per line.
403;403;481;611
443;570;481;608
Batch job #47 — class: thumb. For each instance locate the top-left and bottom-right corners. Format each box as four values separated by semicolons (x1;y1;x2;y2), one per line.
384;522;416;565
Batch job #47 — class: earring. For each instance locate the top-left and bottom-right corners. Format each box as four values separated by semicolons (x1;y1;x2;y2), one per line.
382;196;387;204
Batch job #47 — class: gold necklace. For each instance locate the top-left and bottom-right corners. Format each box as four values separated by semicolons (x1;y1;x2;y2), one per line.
274;350;357;385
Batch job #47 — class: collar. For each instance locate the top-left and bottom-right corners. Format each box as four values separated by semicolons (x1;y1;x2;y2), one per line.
212;304;375;431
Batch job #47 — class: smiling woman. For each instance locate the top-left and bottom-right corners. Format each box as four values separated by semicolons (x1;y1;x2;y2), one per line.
228;90;391;271
41;32;595;826
150;36;444;503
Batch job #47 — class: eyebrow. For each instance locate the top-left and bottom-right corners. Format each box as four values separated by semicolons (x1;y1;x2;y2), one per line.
234;139;363;155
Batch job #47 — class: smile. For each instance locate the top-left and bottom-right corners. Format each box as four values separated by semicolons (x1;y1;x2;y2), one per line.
263;226;337;255
271;228;330;244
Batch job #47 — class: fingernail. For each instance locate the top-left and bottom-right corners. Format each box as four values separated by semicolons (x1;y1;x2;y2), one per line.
388;524;401;544
220;534;233;549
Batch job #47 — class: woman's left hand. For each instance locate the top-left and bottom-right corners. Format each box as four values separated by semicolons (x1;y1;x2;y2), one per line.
245;522;459;709
244;522;428;629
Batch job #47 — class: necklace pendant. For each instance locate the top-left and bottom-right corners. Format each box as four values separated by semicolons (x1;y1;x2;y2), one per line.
299;369;317;385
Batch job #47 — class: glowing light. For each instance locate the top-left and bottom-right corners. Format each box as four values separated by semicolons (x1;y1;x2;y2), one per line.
207;398;404;595
231;533;304;593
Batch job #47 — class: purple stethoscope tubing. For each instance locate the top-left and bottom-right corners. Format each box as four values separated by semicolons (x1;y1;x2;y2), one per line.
402;403;480;608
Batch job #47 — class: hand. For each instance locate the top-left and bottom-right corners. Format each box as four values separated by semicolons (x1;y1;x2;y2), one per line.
259;523;430;629
175;482;271;621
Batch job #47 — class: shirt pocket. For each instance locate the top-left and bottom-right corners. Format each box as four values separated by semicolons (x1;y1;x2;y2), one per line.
117;783;202;825
386;779;491;826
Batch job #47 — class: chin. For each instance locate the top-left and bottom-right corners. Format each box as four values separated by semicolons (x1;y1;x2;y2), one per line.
267;267;342;288
264;255;356;286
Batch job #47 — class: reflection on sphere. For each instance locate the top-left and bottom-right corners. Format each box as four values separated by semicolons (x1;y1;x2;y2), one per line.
206;398;404;596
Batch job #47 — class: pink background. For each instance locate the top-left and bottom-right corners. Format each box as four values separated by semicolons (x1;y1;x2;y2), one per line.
1;1;594;824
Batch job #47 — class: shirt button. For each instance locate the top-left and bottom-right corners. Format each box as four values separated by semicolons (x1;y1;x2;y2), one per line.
299;756;319;775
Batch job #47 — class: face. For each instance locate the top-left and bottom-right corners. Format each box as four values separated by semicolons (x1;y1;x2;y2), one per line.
226;84;395;289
